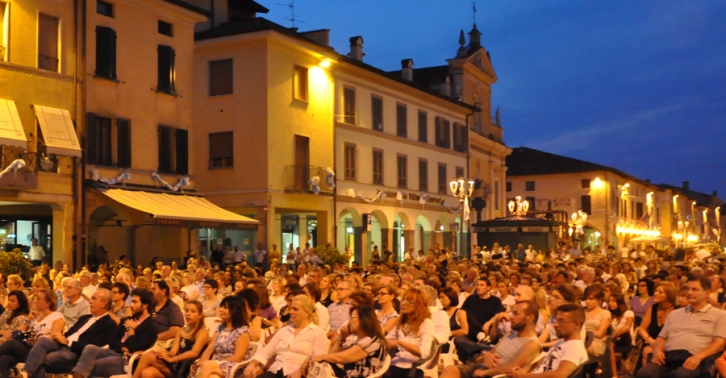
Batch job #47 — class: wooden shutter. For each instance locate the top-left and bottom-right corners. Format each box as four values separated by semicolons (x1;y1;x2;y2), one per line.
157;45;175;92
175;128;188;175
158;126;171;172
86;112;98;164
95;27;117;79
117;119;131;168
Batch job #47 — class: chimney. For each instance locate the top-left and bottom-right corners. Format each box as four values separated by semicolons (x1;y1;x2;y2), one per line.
682;181;690;191
441;77;451;96
713;190;718;197
300;29;330;47
349;36;364;61
401;59;413;81
645;179;650;183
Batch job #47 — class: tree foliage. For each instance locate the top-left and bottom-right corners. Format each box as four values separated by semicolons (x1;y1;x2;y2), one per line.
315;245;346;267
0;249;33;279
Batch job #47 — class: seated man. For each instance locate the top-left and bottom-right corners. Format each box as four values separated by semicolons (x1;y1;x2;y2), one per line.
70;288;158;378
150;279;184;342
441;301;541;378
21;289;117;378
637;275;726;378
507;304;588;378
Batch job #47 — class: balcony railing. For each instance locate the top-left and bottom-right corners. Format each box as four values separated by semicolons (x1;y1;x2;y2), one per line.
38;54;59;72
285;164;334;195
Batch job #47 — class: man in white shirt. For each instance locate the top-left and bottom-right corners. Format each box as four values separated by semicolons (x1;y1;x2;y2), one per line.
233;246;246;264
522;304;588;377
254;243;266;269
422;285;450;344
29;238;45;267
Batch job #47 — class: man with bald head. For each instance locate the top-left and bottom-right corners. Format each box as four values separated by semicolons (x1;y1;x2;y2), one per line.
23;289;117;378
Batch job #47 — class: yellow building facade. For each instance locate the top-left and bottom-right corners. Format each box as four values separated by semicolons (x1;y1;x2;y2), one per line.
0;0;79;265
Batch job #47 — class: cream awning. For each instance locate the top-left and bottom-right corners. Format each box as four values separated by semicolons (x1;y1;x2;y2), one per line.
0;99;28;149
33;105;81;157
99;188;259;230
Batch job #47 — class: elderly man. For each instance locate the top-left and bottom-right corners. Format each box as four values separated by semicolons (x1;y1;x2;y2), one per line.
22;289;117;378
161;265;172;279
422;285;450;344
637;275;726;378
326;281;351;338
70;289;158;378
79;271;96;300
58;278;90;329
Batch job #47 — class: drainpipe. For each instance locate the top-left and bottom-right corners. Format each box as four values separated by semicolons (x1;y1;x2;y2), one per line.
79;0;88;270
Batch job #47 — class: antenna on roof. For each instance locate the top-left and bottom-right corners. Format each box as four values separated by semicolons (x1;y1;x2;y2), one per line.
472;1;477;25
275;0;303;29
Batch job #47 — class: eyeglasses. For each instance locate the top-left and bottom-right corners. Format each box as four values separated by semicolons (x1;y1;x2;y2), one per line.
379;292;390;296
336;287;350;291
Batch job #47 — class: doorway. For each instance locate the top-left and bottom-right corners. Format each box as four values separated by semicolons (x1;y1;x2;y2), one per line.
294;135;309;190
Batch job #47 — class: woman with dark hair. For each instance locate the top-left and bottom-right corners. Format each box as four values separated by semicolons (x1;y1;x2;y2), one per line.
583;284;611;357
202;279;221;317
0;290;64;378
629;278;655;320
439;287;468;341
607;294;634;378
446;279;468;308
251;284;277;329
0;290;29;339
304;306;387;378
194;296;251;378
133;300;208;378
237;288;263;342
383;288;435;378
637;281;677;365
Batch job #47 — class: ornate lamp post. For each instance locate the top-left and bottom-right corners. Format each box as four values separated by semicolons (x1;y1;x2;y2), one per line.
449;178;475;257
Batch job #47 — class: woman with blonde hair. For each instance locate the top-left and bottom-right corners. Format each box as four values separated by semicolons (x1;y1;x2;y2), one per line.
320;274;337;307
347;275;364;292
243;294;329;378
384;288;435;378
533;287;550;320
180;271;200;301
269;277;286;312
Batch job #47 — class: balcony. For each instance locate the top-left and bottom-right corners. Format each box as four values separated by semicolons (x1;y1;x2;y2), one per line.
285;165;334;195
0;149;45;189
38;54;59;72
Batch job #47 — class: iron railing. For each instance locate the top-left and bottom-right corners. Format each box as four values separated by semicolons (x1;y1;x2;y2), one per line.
285;164;334;195
0;148;58;173
38;55;59;72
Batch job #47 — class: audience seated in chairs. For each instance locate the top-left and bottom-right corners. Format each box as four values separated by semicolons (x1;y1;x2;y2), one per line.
582;284;611;357
134;300;209;378
375;284;399;333
383;287;435;378
193;296;251;378
0;290;29;339
151;280;185;343
57;279;90;329
237;288;264;342
441;301;541;378
244;294;328;378
636;281;677;366
302;306;387;378
0;290;63;378
607;294;634;378
421;285;451;345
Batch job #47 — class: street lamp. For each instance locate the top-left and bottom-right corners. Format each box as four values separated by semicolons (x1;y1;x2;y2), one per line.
449;178;475;221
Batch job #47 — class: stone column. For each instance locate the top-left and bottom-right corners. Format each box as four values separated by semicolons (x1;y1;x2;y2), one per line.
403;230;414;261
353;226;363;264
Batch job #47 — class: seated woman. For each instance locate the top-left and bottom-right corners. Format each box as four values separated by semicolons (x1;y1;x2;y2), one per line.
0;290;63;378
3;277;25;308
607;294;633;378
439;287;468;356
250;283;278;330
383;288;435;378
0;290;29;340
538;284;583;348
243;294;329;378
376;284;399;333
237;288;264;342
193;296;251;378
133;300;208;378
583;284;611;357
637;281;676;365
202;280;221;317
303;306;387;378
180;272;200;302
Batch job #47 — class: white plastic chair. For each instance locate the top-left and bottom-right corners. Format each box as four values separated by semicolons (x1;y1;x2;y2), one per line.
109;345;157;378
368;354;391;378
438;339;459;369
205;316;222;335
229;342;261;377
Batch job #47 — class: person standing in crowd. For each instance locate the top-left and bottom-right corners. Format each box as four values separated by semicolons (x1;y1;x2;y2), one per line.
254;243;267;269
29;238;45;267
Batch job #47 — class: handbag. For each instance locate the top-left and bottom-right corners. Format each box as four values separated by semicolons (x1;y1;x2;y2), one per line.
622;339;643;374
308;361;335;378
11;329;39;348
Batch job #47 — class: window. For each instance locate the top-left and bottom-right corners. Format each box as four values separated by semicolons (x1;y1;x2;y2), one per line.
87;115;113;166
418;159;428;191
0;2;6;61
581;195;592;215
495;180;500;210
157;45;176;93
293;66;308;101
418;111;427;143
455;166;464;179
209;59;233;96
158;126;188;174
526;197;536;211
97;0;114;17
344;143;356;180
343;87;356;124
209;132;233;168
506;182;512;192
117;119;131;168
371;96;383;131
525;181;535;191
158;20;173;36
95;26;117;80
38;14;59;72
636;202;644;219
372;149;383;185
581;179;591;189
397;155;407;188
437;163;447;194
435;117;450;149
453;122;467;152
396;103;407;137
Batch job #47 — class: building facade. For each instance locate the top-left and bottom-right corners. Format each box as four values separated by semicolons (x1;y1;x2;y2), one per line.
506;147;724;250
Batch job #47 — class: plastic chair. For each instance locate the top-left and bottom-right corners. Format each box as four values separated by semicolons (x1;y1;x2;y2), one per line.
583;326;614;378
205;316;222;335
407;341;441;378
229;342;261;377
438;339;459;369
369;355;392;378
109;344;157;378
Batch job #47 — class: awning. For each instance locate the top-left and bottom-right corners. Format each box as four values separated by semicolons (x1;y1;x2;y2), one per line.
99;188;259;230
0;99;28;149
33;105;82;157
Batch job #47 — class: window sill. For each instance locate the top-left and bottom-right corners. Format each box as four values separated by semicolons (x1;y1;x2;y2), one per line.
209;166;234;170
156;89;178;97
209;92;233;97
94;75;119;83
293;97;309;104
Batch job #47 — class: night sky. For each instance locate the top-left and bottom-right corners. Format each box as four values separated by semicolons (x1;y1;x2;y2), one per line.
257;0;726;197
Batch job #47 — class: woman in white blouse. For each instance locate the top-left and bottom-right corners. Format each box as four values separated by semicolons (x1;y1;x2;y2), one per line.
384;288;435;378
243;295;329;378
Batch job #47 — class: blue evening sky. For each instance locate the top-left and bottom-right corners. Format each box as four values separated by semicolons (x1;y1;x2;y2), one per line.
258;0;726;197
